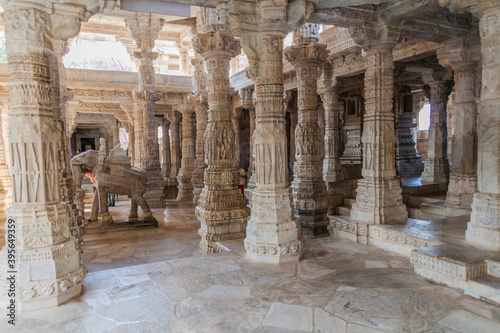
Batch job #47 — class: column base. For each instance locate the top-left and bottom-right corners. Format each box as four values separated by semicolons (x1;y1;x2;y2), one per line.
295;209;329;237
177;174;194;201
192;184;202;203
446;173;477;209
244;189;302;263
0;240;84;312
421;158;449;184
323;159;344;183
145;171;166;208
350;178;408;224
466;192;500;251
196;187;250;255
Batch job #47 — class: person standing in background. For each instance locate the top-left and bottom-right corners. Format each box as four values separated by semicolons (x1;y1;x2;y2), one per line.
236;162;246;199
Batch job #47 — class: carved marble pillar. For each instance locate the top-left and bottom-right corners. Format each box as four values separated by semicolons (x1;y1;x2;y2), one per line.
240;33;303;262
128;13;165;208
167;114;181;186
284;35;329;237
244;90;257;201
0;0;112;311
288;101;298;183
161;119;171;178
320;83;344;184
232;108;242;163
394;87;424;177
177;102;195;201
438;41;480;208
52;38;84;260
192;96;208;203
0;104;10;233
191;55;209;203
466;3;500;250
192;24;249;254
421;71;453;185
348;23;408;224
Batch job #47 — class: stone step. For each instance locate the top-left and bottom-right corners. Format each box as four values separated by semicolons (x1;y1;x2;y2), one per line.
407;195;445;208
402;183;444;196
411;244;488;282
421;202;471;217
486;260;500;279
330;216;441;256
468;275;500;305
343;198;356;206
336;205;351;215
407;207;445;221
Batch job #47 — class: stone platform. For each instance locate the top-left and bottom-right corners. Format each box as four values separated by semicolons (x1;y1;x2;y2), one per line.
330;213;500;305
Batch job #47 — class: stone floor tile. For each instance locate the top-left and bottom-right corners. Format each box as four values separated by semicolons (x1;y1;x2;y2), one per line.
202;285;251;297
364;260;389;269
438;309;500;333
314;308;347;333
261;302;313;331
297;261;335;280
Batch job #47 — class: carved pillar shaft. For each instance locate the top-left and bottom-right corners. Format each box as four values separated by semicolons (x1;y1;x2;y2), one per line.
193;31;250;255
285;42;329;237
466;4;500;250
446;69;477;207
350;43;407;224
321;87;344;183
161;120;171;178
0;3;84;311
192;99;208;203
177;103;195;201
232;109;241;163
168;117;181;184
288;103;298;183
421;80;453;184
241;33;302;263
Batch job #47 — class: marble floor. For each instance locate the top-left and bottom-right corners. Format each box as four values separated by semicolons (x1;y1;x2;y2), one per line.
5;201;500;333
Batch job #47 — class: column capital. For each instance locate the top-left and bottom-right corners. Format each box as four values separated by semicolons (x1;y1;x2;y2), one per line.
216;0;314;36
284;43;328;68
438;0;499;17
192;31;241;59
348;22;404;51
293;23;321;45
437;38;481;70
126;12;164;55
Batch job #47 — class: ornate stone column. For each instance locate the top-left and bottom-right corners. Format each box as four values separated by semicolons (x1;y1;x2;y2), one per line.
242;89;256;201
464;2;500;250
0;0;112;312
284;91;297;184
177;101;195;201
421;69;453;185
285;24;329;237
348;22;408;224
128;13;165;208
51;36;84;259
214;0;310;263
319;68;344;185
161;118;171;178
438;41;480;208
232;108;242;163
319;68;345;215
167;113;181;186
192;10;249;254
191;56;209;203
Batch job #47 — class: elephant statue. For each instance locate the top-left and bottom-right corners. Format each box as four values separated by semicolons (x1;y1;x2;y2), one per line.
70;140;156;225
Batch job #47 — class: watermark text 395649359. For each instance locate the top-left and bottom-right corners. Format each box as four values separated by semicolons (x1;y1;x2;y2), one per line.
6;218;16;325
